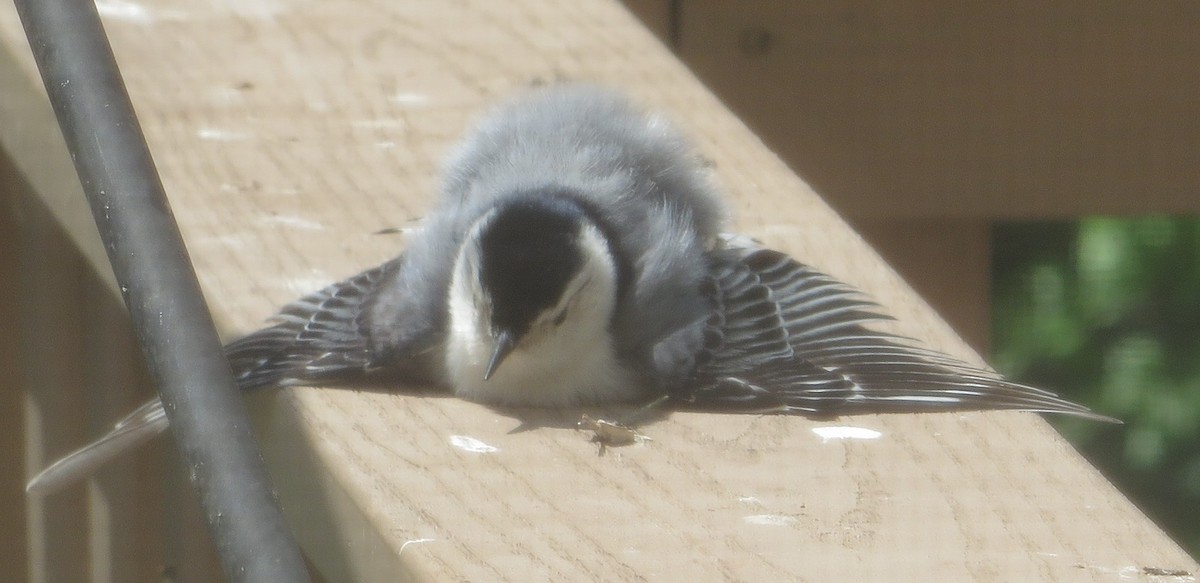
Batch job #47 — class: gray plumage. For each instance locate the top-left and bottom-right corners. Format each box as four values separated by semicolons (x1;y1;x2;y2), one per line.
27;85;1115;495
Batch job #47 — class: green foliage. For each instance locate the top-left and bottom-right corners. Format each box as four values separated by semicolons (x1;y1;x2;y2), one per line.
993;217;1200;558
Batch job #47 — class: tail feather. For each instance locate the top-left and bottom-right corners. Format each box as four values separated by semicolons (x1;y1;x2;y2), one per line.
26;399;169;495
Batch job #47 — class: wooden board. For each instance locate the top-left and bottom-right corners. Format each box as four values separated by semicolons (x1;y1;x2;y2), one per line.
1;0;1195;580
674;1;1200;220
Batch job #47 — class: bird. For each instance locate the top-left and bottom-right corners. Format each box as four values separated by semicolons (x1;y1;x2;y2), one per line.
26;84;1116;494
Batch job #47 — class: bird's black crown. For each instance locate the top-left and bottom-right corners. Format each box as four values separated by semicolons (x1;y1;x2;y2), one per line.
478;192;595;337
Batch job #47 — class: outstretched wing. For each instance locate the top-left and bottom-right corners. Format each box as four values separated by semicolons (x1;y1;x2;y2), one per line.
29;257;411;495
669;246;1116;422
224;257;403;389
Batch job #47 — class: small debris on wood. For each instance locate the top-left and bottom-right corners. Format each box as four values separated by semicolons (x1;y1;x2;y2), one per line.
578;415;650;455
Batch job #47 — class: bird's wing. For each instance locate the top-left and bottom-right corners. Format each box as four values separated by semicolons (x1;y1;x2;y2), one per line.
225;257;403;389
670;246;1117;422
29;256;420;495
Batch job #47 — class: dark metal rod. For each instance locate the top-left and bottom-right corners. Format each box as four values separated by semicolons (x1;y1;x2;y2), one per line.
12;0;312;581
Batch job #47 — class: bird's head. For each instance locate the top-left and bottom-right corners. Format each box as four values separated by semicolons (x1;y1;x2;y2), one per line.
447;192;624;386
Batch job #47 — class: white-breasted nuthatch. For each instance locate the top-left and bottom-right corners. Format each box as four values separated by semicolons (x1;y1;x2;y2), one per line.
27;85;1115;494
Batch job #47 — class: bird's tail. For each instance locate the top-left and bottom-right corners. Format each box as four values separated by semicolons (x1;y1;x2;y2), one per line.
26;398;169;495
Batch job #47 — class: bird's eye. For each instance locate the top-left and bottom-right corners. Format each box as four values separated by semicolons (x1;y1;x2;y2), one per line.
552;307;568;326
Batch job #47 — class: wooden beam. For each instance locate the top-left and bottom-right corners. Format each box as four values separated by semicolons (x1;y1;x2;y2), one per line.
1;0;1195;580
674;1;1200;220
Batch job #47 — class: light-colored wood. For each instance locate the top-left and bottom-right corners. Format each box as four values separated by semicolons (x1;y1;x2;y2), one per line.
675;1;1200;220
1;0;1196;581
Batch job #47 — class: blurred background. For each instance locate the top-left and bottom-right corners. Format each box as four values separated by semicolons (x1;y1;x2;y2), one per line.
623;0;1200;557
995;218;1200;556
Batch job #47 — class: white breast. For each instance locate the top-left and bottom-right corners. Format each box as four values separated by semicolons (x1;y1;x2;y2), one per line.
446;323;640;407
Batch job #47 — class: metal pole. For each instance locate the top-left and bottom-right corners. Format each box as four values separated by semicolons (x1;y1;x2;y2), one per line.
12;1;313;581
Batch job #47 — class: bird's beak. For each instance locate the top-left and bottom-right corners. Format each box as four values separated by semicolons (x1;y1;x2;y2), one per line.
483;329;517;381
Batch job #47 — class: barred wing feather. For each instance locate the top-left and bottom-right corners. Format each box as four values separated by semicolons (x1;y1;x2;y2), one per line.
674;247;1116;422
